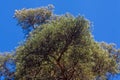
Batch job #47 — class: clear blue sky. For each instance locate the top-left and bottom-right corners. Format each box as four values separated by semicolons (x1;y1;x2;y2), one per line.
0;0;120;52
0;0;120;79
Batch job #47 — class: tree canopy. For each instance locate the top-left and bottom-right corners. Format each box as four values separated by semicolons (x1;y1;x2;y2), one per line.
0;5;119;80
14;4;54;35
15;10;117;79
0;53;15;80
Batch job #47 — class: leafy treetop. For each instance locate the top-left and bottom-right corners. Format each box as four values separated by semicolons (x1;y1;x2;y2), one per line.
15;15;117;80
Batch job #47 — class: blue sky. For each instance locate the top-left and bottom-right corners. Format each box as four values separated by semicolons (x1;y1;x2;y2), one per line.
0;0;120;79
0;0;120;52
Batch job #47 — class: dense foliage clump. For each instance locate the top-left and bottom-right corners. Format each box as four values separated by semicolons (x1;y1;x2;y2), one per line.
14;5;54;35
15;14;117;80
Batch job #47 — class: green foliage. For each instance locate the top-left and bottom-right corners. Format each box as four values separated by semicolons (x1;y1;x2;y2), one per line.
15;14;117;80
0;53;15;79
14;4;54;34
100;42;120;72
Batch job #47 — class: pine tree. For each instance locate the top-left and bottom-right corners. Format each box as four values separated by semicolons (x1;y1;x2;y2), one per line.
15;8;117;79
